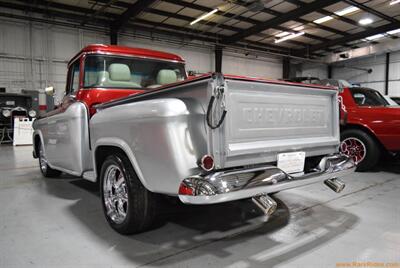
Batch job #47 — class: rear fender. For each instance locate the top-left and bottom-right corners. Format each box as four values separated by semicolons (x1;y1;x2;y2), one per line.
341;123;387;151
93;138;151;191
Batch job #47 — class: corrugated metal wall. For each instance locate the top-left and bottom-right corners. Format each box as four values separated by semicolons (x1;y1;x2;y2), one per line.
0;18;283;102
300;62;328;79
297;52;400;96
119;37;215;74
0;19;109;102
332;52;400;96
222;53;282;79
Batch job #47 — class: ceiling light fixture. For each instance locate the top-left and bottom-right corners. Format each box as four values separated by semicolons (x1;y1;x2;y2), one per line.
293;26;305;31
314;16;333;24
359;17;373;25
275;25;305;38
190;8;218;25
313;6;360;24
390;0;400;5
387;28;400;35
275;31;290;37
365;33;385;41
275;32;305;43
335;6;359;16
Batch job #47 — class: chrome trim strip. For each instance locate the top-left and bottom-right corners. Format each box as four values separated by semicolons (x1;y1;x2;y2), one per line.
179;154;355;204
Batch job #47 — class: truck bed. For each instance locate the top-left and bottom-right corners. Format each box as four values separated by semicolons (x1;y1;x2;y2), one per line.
97;73;339;167
92;73;339;194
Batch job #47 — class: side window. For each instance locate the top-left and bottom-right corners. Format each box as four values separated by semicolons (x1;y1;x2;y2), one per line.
353;93;366;105
68;61;80;95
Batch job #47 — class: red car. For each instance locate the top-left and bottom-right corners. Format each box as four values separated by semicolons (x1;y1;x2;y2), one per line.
321;79;400;171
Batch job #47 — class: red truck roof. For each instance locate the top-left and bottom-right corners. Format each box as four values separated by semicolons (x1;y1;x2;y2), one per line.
68;44;185;66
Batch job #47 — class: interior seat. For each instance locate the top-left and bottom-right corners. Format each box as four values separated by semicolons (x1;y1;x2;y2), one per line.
148;69;178;88
96;63;141;88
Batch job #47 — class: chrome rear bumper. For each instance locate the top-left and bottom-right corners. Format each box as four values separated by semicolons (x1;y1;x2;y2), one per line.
178;154;355;204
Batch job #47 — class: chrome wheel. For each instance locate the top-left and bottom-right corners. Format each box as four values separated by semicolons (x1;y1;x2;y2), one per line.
340;137;367;164
103;164;129;224
39;146;48;173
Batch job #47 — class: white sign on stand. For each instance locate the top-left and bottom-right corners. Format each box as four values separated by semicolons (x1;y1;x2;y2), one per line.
13;117;33;146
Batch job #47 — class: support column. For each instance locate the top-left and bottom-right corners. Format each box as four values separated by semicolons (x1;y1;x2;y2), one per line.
328;65;333;78
385;52;390;95
215;45;223;73
282;57;290;79
110;26;118;45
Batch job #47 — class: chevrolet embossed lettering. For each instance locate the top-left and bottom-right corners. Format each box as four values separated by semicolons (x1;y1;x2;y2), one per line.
242;106;325;127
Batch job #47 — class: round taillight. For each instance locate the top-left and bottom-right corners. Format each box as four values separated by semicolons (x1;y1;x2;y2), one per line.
200;155;214;171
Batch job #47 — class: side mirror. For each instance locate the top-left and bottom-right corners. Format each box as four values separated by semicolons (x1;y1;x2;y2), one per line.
45;86;55;96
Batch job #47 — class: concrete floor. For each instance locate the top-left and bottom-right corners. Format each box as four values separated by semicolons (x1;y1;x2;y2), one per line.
0;145;399;268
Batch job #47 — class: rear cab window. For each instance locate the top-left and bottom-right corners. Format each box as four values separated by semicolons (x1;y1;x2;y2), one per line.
83;54;186;90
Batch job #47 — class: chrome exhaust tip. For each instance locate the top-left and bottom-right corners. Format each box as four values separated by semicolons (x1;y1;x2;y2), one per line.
252;194;277;216
324;178;345;193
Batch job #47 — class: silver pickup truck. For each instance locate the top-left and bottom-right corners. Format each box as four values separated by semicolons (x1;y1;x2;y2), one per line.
33;72;355;234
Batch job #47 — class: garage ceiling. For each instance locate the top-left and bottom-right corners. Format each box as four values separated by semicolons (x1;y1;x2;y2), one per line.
1;0;400;59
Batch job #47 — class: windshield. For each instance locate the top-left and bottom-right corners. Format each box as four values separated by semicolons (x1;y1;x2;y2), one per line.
84;55;186;89
350;88;388;106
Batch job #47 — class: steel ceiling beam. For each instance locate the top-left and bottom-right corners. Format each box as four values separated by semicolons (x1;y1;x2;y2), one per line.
3;0;323;56
296;18;349;37
10;0;217;40
108;0;319;50
0;1;106;24
231;0;350;37
93;0;130;9
0;1;295;57
0;1;222;45
343;0;400;25
145;8;305;50
285;0;369;51
94;0;348;39
14;0;97;15
296;23;400;55
93;0;340;47
130;22;218;43
134;18;298;54
145;8;240;33
81;0;119;26
317;9;363;28
162;0;328;43
112;0;158;31
223;0;341;44
286;0;364;29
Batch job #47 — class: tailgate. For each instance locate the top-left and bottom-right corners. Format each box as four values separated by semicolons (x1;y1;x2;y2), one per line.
209;77;340;169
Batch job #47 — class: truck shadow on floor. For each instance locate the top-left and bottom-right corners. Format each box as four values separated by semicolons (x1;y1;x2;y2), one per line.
43;177;359;267
375;158;400;174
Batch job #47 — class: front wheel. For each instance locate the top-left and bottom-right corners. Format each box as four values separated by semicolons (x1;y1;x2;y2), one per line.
100;153;159;234
38;142;62;177
340;129;380;171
